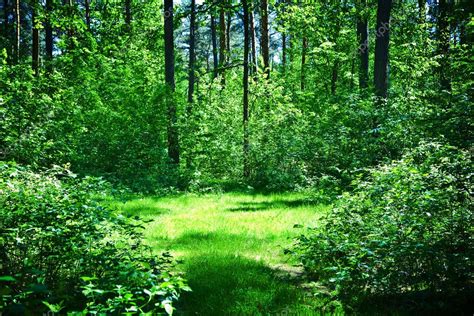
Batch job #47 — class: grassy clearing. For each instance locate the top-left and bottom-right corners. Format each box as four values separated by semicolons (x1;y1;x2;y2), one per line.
109;192;329;315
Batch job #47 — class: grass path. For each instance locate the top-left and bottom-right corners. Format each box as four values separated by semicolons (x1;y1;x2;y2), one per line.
111;192;328;315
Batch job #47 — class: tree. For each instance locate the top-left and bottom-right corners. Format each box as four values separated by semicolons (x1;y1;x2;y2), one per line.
260;0;269;77
357;0;369;89
218;0;227;83
124;0;131;30
300;36;307;90
210;12;218;78
374;0;392;99
249;0;257;75
164;0;179;164
242;0;250;178
14;0;19;63
32;0;39;76
188;0;196;104
85;0;91;30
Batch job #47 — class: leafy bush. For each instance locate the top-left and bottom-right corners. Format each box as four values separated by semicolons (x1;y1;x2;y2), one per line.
0;162;189;314
294;142;473;310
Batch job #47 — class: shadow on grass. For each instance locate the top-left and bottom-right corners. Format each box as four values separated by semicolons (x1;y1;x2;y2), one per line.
226;199;323;212
177;253;315;316
121;204;171;217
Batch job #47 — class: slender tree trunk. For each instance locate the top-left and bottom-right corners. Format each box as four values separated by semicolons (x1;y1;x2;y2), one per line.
164;0;179;164
331;60;338;95
437;0;451;91
32;0;39;76
85;0;91;30
210;14;218;78
249;2;257;75
14;0;19;63
124;0;131;30
242;0;250;178
218;1;227;84
357;0;369;89
300;37;307;90
3;0;11;62
187;0;196;104
374;0;392;99
260;0;270;77
282;33;286;71
226;9;231;52
45;0;53;67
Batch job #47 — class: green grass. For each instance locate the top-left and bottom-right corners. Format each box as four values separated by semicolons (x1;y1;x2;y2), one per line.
109;192;330;315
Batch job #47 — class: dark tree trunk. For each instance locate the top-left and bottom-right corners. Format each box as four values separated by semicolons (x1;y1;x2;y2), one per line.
437;0;451;91
14;0;19;63
218;2;227;83
260;0;270;77
32;0;39;76
187;0;196;104
300;37;307;91
124;0;131;30
242;0;250;178
249;2;257;75
357;0;369;89
226;9;231;52
85;0;91;30
210;14;218;78
3;0;11;61
374;0;392;99
45;0;53;72
164;0;179;164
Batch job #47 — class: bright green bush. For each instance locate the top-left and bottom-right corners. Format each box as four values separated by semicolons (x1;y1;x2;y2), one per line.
294;142;473;308
0;162;189;314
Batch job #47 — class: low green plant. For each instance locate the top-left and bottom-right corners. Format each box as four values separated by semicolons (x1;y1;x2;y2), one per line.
0;162;189;314
293;142;473;311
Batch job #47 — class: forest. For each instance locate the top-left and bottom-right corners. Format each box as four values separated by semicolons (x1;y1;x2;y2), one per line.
0;0;473;314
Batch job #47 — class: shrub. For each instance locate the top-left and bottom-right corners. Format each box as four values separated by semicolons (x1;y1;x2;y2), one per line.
0;162;189;314
294;142;473;310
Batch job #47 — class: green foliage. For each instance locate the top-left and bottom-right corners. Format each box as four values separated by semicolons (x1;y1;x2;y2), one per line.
293;142;473;310
0;162;188;314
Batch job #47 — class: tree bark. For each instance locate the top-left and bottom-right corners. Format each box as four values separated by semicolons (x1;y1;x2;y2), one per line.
44;0;53;72
32;0;39;76
260;0;270;77
374;0;392;99
249;2;257;75
218;1;227;84
125;0;131;30
187;0;196;104
14;0;19;63
210;13;218;78
418;0;425;22
226;9;231;52
164;0;179;164
357;0;369;89
242;0;250;178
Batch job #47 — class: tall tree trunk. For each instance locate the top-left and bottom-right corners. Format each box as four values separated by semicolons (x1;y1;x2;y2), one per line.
331;60;338;95
218;1;227;84
3;0;11;62
210;14;218;78
374;0;392;99
357;0;369;89
85;0;91;30
164;0;179;164
14;0;19;63
300;37;307;90
124;0;131;30
242;0;250;178
32;0;39;76
187;0;196;104
249;2;257;75
226;9;231;52
260;0;270;77
437;0;451;91
45;0;53;68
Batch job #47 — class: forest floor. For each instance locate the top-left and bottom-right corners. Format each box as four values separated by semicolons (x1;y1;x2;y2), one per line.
110;192;331;315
